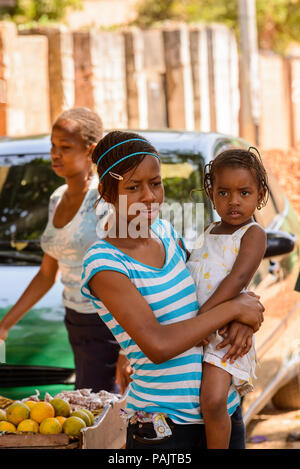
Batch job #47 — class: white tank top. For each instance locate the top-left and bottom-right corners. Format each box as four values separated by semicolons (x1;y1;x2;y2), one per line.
187;221;261;307
41;176;106;313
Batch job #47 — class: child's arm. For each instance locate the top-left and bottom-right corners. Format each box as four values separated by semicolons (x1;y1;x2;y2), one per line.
200;225;266;315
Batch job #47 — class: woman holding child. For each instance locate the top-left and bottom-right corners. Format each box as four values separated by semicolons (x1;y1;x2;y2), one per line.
81;130;265;449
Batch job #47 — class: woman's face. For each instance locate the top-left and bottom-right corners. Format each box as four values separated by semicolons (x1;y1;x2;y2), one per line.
113;155;164;230
50;119;93;179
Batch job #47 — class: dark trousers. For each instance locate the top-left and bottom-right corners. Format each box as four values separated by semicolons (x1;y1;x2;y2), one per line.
64;307;120;393
126;405;245;449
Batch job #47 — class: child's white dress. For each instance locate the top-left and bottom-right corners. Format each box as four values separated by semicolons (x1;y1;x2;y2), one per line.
187;222;259;396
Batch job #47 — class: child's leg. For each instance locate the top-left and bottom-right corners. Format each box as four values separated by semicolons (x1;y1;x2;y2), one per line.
200;362;232;449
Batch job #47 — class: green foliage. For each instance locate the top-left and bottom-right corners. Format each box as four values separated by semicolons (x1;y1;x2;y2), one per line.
135;0;300;53
0;0;82;25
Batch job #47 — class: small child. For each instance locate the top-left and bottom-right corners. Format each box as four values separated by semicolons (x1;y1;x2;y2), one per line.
187;147;269;449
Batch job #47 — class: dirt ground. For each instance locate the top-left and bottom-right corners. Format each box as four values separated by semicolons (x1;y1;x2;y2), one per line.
243;285;300;450
246;406;300;449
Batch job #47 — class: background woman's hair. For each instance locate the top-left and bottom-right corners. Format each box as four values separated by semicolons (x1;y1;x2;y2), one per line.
92;130;160;203
53;107;103;147
203;147;270;207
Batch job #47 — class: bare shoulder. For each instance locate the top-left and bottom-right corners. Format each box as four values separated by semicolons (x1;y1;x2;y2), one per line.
240;224;267;248
242;223;266;238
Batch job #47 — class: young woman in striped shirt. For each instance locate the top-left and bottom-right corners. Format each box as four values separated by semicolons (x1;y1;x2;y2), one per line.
81;130;264;449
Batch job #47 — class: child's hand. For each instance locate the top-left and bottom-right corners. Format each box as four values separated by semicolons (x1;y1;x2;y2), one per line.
216;322;253;363
218;324;228;337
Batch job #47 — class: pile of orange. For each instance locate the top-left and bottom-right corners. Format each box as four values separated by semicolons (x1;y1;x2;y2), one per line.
0;398;94;438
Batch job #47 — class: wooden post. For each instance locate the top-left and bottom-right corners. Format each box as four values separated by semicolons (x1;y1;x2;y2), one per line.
163;25;195;131
238;0;260;144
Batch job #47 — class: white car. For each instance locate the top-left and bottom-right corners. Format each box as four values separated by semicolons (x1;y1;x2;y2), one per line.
0;130;299;422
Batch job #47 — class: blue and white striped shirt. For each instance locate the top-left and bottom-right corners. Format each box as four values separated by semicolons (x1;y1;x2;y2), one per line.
81;218;240;424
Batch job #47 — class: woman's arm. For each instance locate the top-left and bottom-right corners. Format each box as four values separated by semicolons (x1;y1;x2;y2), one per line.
0;253;59;340
89;270;264;364
199;225;266;314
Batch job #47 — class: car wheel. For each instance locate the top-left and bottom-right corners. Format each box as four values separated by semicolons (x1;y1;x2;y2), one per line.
272;374;300;410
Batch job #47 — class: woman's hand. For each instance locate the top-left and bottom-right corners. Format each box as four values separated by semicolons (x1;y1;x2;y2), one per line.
217;322;254;363
116;352;133;394
233;291;264;332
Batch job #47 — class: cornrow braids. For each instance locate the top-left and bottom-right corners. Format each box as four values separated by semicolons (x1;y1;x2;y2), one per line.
204;147;270;208
53;107;103;147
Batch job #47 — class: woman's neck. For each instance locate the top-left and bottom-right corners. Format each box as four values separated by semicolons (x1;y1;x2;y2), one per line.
106;229;153;245
65;172;92;198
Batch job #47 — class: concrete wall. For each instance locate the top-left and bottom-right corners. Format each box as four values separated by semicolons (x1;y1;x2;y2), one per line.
124;28;168;130
259;51;292;150
0;20;300;151
0;22;50;136
163;25;195;131
73;30;128;129
189;25;210;132
19;26;75;124
189;24;239;136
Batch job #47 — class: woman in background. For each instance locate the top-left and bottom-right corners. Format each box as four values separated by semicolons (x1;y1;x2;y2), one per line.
0;107;120;393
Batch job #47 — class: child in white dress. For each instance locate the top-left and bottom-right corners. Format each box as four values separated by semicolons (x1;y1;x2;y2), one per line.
187;147;269;449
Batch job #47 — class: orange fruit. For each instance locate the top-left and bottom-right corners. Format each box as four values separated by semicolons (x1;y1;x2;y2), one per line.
0;421;17;433
24;400;38;410
50;398;70;417
30;401;55;423
70;410;91;426
0;409;6;421
39;417;62;434
17;419;39;433
6;401;30;426
62;416;85;437
56;416;67;427
80;409;95;425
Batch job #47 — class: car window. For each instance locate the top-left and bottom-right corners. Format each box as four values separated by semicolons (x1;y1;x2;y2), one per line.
0;156;63;265
160;153;212;249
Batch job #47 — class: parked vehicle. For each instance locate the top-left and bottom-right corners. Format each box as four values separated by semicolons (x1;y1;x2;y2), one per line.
0;130;299;411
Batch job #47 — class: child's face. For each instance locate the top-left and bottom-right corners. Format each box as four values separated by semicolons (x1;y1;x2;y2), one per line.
50;119;93;179
210;166;264;226
114;155;164;227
